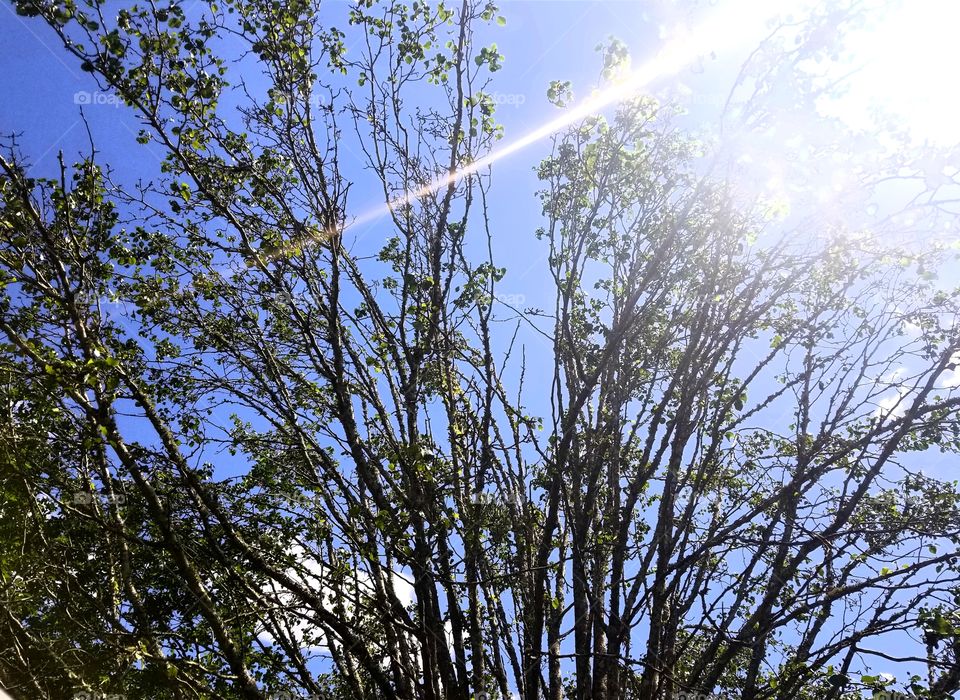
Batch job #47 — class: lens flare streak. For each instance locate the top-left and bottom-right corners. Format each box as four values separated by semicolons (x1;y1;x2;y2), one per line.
262;0;808;262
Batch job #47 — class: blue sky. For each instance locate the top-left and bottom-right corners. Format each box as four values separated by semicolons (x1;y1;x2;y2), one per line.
4;0;960;691
0;0;729;468
6;0;956;317
0;0;712;319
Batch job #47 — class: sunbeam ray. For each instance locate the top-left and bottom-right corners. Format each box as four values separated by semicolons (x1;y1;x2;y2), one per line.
258;0;810;263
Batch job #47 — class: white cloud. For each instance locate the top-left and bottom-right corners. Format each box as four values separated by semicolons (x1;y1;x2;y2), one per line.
258;546;415;652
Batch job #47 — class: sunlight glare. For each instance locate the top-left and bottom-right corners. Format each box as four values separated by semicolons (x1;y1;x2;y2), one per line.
262;0;811;261
815;0;960;146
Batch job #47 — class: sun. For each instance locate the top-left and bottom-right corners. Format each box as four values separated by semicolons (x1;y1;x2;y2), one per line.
814;0;960;146
260;0;956;264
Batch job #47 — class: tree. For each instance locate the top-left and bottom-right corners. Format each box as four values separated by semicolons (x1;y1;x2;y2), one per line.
2;0;960;698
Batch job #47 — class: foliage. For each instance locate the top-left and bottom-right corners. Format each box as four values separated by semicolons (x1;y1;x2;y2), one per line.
2;0;960;699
